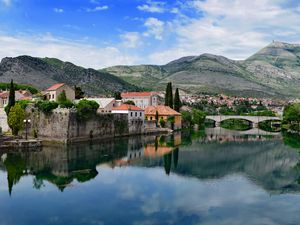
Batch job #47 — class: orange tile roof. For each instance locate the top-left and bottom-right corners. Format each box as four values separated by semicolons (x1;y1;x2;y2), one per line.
46;83;65;91
112;104;143;111
145;105;181;116
121;92;156;97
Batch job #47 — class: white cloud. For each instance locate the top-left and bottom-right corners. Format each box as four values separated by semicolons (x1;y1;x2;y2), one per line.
147;0;300;64
0;34;137;68
143;17;165;40
1;0;11;7
54;8;64;13
137;0;166;13
120;32;142;48
86;5;109;12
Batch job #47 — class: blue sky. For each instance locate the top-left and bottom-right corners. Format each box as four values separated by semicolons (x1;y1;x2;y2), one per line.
0;0;300;68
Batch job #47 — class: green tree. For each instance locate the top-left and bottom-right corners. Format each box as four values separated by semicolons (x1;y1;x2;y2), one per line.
75;86;85;99
5;79;16;115
173;88;181;112
283;103;300;130
7;104;26;136
114;92;122;100
192;109;206;126
182;111;193;128
57;90;67;103
123;100;135;105
164;82;173;108
76;99;99;121
155;110;159;127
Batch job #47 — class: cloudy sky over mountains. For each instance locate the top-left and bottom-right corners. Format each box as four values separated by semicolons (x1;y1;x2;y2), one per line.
0;0;299;68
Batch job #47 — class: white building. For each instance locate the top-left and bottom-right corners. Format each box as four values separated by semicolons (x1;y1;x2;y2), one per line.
121;92;158;109
111;104;145;133
85;98;116;113
44;83;75;102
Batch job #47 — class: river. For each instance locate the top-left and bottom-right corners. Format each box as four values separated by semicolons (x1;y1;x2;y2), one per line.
0;128;300;225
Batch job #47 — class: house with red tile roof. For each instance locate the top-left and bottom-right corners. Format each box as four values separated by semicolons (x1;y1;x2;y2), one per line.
112;104;145;133
121;92;158;109
0;90;33;108
145;105;182;130
44;83;75;102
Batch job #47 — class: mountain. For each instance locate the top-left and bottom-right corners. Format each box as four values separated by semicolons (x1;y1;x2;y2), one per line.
0;56;139;96
102;41;300;98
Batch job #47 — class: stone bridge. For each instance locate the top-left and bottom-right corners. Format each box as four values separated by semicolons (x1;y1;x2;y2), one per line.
206;115;281;128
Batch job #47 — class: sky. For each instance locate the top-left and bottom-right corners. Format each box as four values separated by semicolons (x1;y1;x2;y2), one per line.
0;0;300;68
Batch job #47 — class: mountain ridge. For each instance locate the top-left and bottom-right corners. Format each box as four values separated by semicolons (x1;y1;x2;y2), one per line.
0;55;139;96
102;41;300;98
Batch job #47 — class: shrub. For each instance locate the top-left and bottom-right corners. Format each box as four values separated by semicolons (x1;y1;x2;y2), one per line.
17;100;32;110
59;99;74;108
159;118;166;128
76;99;99;121
35;101;59;114
7;104;26;136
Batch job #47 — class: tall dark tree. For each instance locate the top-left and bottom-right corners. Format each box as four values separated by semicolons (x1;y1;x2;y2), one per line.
169;82;173;109
174;88;181;112
165;83;170;106
164;82;173;108
114;92;122;100
75;86;85;99
5;79;15;115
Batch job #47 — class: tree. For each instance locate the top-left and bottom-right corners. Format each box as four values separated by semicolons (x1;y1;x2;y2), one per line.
123;100;135;105
7;103;26;136
76;99;99;121
164;82;173;108
5;79;16;115
155;110;159;127
75;86;85;99
57;90;67;103
114;92;122;100
173;88;181;112
283;103;300;130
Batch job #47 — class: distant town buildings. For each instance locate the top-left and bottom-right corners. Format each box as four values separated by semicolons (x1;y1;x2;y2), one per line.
121;92;158;109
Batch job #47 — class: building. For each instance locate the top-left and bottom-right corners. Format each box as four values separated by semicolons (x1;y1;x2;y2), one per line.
145;105;182;130
121;92;158;109
44;83;75;102
112;104;145;133
85;98;116;113
0;90;33;108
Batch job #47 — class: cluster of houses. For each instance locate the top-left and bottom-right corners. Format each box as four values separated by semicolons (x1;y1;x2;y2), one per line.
0;83;182;134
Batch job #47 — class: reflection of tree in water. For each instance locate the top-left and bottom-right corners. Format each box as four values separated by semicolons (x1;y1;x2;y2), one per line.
164;152;172;175
0;137;130;194
282;131;300;185
4;154;27;195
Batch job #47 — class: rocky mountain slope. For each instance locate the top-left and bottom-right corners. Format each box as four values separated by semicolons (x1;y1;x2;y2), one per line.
102;41;300;98
0;56;139;96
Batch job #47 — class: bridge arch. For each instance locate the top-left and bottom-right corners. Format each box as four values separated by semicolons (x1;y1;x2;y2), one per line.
206;115;281;128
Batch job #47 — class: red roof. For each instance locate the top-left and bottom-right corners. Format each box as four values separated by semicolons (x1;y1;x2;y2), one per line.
0;92;9;98
121;92;156;97
112;104;143;111
145;105;181;116
46;83;65;91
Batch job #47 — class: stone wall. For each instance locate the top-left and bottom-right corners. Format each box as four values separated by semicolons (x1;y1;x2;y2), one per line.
0;108;9;133
26;106;144;143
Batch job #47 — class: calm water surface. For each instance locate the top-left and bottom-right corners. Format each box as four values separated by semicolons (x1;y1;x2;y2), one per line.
1;129;300;225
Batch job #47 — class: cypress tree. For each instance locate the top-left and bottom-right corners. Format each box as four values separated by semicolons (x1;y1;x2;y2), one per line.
174;88;181;112
169;82;173;109
165;83;170;106
5;79;15;115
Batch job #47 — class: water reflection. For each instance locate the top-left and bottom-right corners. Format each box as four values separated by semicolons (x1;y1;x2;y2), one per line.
1;130;300;224
1;130;300;196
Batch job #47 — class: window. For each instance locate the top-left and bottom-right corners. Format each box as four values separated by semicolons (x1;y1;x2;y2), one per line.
135;112;137;117
131;112;133;117
150;117;152;120
140;112;142;117
52;94;54;99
